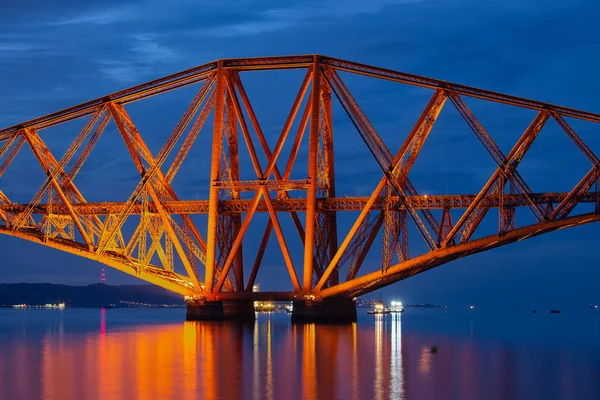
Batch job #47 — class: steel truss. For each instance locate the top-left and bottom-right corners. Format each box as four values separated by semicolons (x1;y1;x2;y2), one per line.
1;55;599;300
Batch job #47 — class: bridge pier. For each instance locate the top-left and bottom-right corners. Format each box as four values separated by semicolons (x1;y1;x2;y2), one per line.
291;298;357;324
186;300;255;321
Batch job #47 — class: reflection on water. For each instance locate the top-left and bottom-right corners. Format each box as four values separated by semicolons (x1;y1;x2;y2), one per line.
418;346;433;376
390;314;405;398
0;309;599;400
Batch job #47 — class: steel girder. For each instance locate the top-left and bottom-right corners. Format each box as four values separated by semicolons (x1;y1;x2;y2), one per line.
1;55;599;301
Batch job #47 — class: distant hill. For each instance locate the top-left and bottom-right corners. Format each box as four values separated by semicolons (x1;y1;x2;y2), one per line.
0;283;185;307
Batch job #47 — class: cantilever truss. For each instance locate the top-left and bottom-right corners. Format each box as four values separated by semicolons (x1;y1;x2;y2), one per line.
1;55;600;300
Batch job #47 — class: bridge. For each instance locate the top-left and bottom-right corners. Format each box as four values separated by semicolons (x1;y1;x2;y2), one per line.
1;55;599;322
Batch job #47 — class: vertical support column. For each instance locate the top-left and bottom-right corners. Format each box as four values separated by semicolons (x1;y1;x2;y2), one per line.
304;56;321;293
227;93;244;291
322;82;339;285
399;210;408;260
498;174;506;235
498;175;516;235
438;207;453;245
205;61;226;297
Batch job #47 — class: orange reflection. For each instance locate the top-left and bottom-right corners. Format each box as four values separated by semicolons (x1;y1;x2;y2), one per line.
39;319;237;399
0;311;591;400
266;319;273;400
32;313;414;400
352;322;359;400
31;315;409;400
198;322;217;400
182;322;198;399
43;324;80;400
418;346;433;376
302;323;316;400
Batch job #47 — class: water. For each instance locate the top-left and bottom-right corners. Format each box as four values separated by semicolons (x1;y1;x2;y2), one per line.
0;308;599;400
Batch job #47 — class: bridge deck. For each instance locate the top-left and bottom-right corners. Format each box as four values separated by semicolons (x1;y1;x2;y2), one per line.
0;192;597;215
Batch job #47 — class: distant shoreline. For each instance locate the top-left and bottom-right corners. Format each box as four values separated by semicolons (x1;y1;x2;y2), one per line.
0;305;187;309
0;283;185;308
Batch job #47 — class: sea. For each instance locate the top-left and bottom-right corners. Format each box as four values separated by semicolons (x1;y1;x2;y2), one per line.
0;307;598;400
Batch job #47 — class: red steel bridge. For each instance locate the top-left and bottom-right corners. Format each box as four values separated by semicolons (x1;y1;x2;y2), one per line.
1;55;599;321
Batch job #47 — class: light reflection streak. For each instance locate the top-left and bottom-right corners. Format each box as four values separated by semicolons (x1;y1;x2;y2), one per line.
253;320;260;400
352;322;359;400
100;308;105;336
199;322;217;400
182;322;198;399
374;314;384;400
390;313;405;399
302;323;316;400
266;319;273;400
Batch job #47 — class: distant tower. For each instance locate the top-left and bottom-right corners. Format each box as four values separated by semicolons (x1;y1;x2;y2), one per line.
100;268;106;284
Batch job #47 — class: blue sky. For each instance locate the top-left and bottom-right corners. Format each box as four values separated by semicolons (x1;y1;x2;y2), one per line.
1;0;599;308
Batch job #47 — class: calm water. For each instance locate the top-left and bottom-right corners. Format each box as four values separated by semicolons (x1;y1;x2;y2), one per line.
0;307;599;400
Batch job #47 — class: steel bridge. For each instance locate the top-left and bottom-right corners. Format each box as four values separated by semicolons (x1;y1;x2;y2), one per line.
1;55;599;321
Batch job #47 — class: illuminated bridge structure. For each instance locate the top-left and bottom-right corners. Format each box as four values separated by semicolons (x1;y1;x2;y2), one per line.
1;55;599;322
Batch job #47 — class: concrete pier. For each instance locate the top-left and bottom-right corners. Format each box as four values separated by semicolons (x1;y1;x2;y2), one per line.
186;300;255;321
291;298;357;324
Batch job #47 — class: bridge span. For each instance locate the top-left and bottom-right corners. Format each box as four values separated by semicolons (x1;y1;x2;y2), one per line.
1;55;599;322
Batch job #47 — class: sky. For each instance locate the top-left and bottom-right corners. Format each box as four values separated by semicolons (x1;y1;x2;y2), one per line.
1;0;600;308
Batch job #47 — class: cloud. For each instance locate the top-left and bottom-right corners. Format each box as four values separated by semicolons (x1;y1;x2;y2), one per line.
96;35;182;83
199;0;427;37
98;60;150;83
131;34;181;63
0;43;35;52
47;5;137;26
